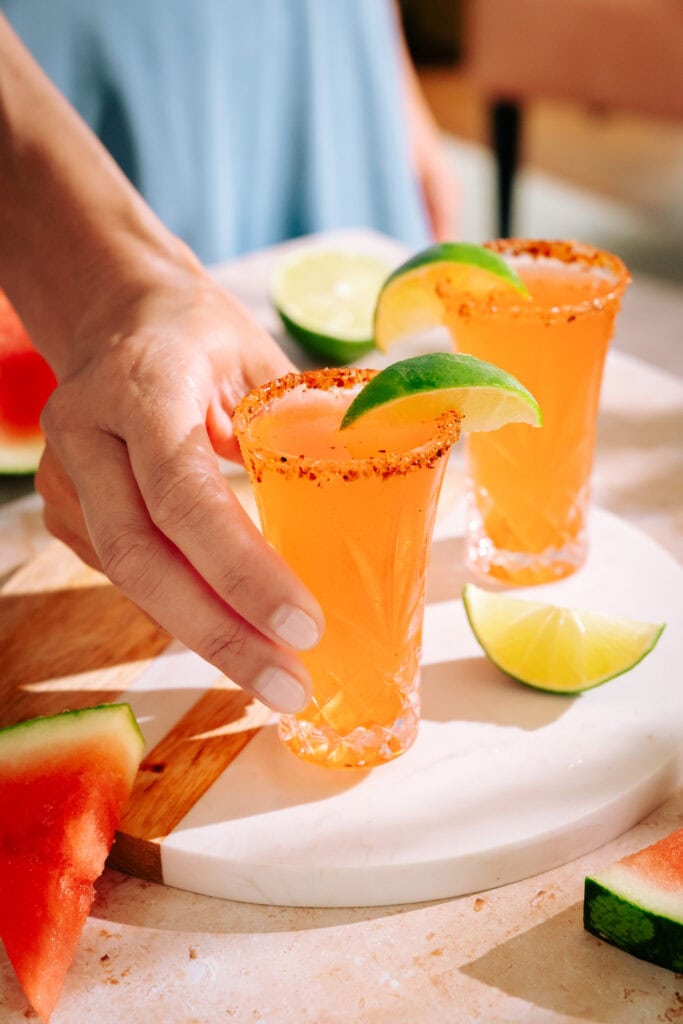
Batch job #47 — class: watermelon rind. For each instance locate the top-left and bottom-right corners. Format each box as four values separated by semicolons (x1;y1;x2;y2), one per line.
0;436;45;475
0;703;144;772
0;703;144;1021
584;874;683;972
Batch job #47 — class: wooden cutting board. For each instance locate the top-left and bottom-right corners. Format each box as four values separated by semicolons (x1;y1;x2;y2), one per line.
2;500;682;907
0;537;273;886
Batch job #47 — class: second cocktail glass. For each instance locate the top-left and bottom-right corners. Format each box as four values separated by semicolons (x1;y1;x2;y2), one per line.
447;239;630;585
234;367;461;769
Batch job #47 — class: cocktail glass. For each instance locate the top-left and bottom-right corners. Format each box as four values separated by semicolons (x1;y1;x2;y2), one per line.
233;367;460;769
445;239;630;585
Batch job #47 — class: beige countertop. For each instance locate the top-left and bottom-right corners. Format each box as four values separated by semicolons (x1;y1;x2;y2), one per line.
0;232;681;1023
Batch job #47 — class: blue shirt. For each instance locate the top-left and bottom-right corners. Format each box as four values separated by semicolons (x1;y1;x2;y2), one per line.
2;0;431;263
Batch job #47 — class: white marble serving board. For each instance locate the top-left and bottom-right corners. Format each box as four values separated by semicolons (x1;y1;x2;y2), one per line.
117;504;683;908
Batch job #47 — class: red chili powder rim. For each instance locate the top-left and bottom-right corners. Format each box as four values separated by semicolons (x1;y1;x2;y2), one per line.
232;366;461;481
452;238;631;323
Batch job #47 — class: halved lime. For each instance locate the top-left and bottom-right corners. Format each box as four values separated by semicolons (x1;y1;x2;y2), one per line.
462;583;665;694
340;352;541;432
374;241;528;352
272;248;392;363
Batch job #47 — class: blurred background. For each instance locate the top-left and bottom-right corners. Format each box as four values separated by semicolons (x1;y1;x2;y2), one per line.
400;0;683;377
1;0;681;514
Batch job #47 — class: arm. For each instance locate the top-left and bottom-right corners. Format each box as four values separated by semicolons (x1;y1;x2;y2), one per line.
0;14;323;712
394;5;459;241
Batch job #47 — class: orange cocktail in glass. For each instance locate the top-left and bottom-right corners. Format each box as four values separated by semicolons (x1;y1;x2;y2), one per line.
447;240;630;585
234;367;460;769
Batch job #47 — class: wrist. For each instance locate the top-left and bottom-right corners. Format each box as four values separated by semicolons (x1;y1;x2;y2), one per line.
60;230;207;381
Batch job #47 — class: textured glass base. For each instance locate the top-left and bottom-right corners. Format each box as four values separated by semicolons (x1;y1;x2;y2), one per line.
466;503;588;586
279;686;420;770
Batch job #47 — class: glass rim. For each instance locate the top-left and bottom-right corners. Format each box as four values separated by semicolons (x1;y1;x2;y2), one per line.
233;366;461;480
458;238;631;321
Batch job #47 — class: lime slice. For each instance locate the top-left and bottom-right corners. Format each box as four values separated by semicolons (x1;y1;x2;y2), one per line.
374;241;528;352
340;352;541;432
462;583;665;694
272;248;392;364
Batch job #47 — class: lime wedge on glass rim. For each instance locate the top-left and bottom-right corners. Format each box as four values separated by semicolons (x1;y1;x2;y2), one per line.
272;248;391;363
340;352;541;432
462;583;666;694
374;241;528;352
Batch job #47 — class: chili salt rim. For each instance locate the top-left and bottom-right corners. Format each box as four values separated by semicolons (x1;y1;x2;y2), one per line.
453;239;630;322
233;366;461;481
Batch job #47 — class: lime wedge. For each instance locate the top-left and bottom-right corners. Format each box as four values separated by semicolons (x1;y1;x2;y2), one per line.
374;241;528;352
272;248;392;363
340;352;541;432
462;583;665;694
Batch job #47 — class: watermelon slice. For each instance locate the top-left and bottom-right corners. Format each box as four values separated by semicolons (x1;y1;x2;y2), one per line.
0;291;56;474
0;704;144;1021
584;828;683;972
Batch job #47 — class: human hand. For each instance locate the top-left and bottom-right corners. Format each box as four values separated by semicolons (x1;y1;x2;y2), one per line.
0;14;323;712
35;261;324;713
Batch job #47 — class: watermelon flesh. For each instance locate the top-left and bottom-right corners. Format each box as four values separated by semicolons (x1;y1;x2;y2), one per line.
0;705;144;1021
584;828;683;972
0;291;56;473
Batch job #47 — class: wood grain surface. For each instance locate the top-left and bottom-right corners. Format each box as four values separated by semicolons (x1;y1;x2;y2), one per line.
0;539;271;884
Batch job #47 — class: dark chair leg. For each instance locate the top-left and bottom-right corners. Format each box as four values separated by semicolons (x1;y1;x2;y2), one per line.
491;100;521;238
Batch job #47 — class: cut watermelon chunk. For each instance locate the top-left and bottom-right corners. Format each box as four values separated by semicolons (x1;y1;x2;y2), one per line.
584;828;683;972
0;704;144;1021
0;291;56;474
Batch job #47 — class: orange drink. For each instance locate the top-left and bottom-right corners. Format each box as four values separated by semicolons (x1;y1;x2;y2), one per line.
234;367;460;769
446;240;630;585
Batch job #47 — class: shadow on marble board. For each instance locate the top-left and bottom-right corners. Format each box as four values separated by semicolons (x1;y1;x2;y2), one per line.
421;657;572;731
149;655;571;837
426;534;468;604
175;720;369;827
596;407;683;517
460;900;680;1022
597;406;683;456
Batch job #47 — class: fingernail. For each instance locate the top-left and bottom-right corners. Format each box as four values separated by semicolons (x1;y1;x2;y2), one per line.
253;666;310;713
270;604;320;650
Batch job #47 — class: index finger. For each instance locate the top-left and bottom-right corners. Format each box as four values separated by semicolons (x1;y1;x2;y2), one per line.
126;409;325;653
57;426;315;713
